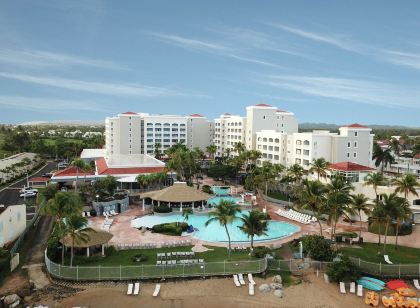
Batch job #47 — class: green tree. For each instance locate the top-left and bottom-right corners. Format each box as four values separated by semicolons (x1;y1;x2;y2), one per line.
350;194;371;239
364;172;385;200
295;179;326;235
64;215;93;267
154;143;162;160
206;145;217;162
326;256;361;283
237;209;268;249
309;158;329;181
71;158;86;192
205;201;241;259
287;164;305;184
182;208;193;222
392;173;419;201
370;200;385;246
372;143;394;173
102;175;118;196
380;193;407;253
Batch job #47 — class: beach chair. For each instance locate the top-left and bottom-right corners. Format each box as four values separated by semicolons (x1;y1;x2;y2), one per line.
248;273;256;285
153;284;161;297
357;284;363;297
86;211;91;217
82;212;86;217
384;255;393;264
199;259;204;263
127;283;134;295
238;273;246;285
340;282;346;294
350;282;356;293
249;283;255;296
414;279;420;290
233;275;241;287
133;282;140;295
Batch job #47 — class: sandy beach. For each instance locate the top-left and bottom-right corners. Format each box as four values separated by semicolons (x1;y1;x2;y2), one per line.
34;274;366;308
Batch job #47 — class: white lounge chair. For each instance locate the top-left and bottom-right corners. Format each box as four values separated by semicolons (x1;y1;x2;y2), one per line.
350;282;356;293
127;283;134;295
238;273;246;285
86;211;91;217
249;283;255;296
247;273;256;285
233;275;241;287
414;279;420;290
357;284;363;297
153;284;161;297
133;282;140;295
384;255;393;264
82;212;86;217
340;282;346;294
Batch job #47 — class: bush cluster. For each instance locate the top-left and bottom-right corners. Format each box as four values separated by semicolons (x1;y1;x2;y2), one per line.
153;204;172;213
326;256;361;283
301;235;336;262
152;222;188;236
201;185;213;194
252;246;272;258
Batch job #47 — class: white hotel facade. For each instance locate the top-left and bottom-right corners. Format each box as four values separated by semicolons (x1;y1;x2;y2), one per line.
105;112;214;156
104;104;373;170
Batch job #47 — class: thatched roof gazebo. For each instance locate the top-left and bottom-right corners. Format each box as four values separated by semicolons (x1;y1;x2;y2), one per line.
60;229;113;257
139;182;210;210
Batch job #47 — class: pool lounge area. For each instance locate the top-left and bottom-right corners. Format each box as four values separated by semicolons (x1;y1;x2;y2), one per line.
131;211;300;243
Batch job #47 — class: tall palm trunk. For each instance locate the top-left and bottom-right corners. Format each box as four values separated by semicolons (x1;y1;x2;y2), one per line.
377;219;382;245
70;237;75;267
224;224;232;260
395;218;400;250
250;235;254;249
75;169;79;192
358;210;363;239
383;218;390;254
315;212;323;236
61;245;65;265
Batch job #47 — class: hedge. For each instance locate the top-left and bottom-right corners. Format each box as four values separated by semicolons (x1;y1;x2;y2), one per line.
152;222;188;236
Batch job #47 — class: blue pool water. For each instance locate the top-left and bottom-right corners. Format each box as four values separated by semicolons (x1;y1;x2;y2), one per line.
207;196;240;206
212;186;230;195
131;211;300;243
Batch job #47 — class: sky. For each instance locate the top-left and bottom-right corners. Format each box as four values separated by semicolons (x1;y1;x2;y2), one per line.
0;1;419;126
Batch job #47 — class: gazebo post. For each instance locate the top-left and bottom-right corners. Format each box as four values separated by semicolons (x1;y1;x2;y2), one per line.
87;247;90;257
180;202;183;212
102;244;105;256
142;199;145;211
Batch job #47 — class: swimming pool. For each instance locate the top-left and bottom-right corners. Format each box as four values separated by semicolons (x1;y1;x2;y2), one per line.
131;211;299;243
207;196;240;206
212;186;230;195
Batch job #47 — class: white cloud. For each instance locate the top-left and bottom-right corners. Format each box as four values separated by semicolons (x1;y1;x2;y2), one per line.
259;74;420;109
0;72;208;98
379;50;420;71
0;48;126;70
149;32;280;67
0;95;108;113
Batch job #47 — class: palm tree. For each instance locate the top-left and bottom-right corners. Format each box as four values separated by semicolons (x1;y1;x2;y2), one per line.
42;192;83;264
370;199;385;246
364;172;385;200
182;208;193;222
233;142;246;156
206;145;217;162
309;158;329;181
295;179;326;235
154;142;162;160
392;173;419;201
288;164;305;184
390;138;400;157
350;194;371;239
65;215;93;267
372;143;394;173
71;158;86;192
238;209;268;249
205;201;241;259
325;175;353;239
393;199;411;250
381;193;406;253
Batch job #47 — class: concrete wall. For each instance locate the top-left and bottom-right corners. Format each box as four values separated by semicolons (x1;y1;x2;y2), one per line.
0;204;26;247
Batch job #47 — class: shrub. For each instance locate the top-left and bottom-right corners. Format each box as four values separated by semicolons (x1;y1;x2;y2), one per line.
90;209;97;217
368;221;413;236
152;222;188;236
202;185;213;194
105;246;116;256
326;256;361;283
154;205;172;213
252;246;271;258
301;235;335;262
132;254;148;262
0;248;10;278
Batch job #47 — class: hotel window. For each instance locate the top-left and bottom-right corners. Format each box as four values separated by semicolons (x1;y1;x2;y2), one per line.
354;141;358;148
347;142;351;148
303;150;310;156
354;152;357;158
269;146;273;151
303;140;310;146
275;138;279;143
296;140;302;145
355;132;358;137
263;116;266;119
263;138;267;142
269;138;273;142
296;149;301;155
347;152;350;158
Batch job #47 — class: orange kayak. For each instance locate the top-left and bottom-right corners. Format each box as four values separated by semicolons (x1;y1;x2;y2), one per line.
382;296;397;308
365;291;379;307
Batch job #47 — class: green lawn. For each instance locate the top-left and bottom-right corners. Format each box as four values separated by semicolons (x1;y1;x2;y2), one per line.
340;243;420;264
267;191;291;202
43;138;83;146
67;245;256;267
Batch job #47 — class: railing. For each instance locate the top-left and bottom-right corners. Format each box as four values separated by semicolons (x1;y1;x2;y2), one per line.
44;250;268;281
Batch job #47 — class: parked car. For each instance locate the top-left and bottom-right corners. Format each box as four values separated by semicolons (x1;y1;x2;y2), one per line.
19;187;38;194
42;172;53;178
57;161;69;168
20;191;37;198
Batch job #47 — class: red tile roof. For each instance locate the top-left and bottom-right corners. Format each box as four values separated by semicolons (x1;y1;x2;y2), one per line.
29;177;50;182
95;157;165;175
344;123;369;129
53;167;95;177
328;162;374;172
190;114;203;117
256;103;272;107
121;111;138;115
415;154;420;159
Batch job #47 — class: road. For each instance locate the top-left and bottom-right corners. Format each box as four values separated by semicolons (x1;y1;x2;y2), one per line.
0;161;57;206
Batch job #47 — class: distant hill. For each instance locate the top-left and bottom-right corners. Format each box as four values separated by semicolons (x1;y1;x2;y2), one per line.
299;122;420;131
20;120;104;127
